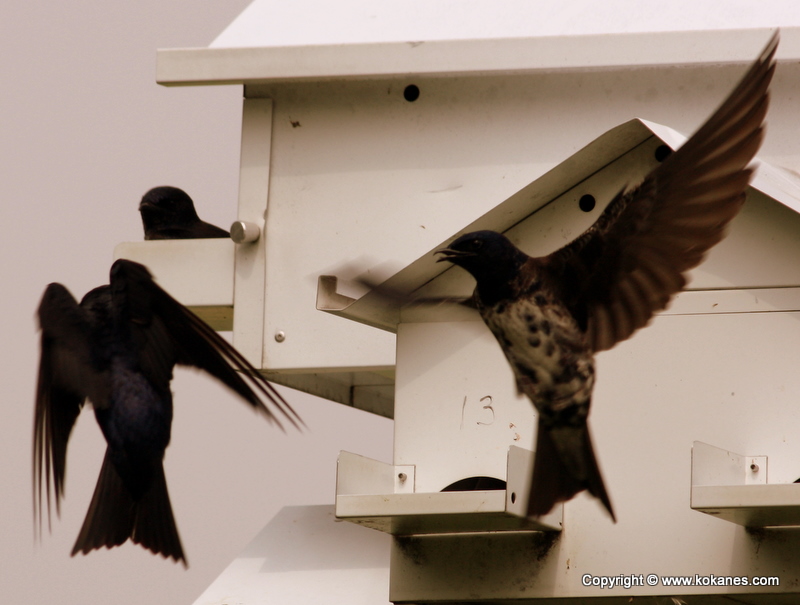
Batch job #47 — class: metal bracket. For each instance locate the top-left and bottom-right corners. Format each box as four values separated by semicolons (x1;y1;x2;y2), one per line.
334;449;561;535
691;441;800;527
316;275;401;333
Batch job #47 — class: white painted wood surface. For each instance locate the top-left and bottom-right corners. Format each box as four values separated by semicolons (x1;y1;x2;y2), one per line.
139;3;800;600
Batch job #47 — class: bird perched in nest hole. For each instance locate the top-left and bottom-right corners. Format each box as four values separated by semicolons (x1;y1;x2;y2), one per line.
434;32;778;520
139;186;230;240
34;259;302;565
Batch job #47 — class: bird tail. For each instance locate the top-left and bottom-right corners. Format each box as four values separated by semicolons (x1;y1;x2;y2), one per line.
71;449;186;566
527;421;615;522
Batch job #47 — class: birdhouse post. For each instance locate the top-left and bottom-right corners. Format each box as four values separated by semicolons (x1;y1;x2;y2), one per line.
114;4;800;602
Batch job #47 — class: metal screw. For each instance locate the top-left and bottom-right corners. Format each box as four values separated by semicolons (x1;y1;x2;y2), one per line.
275;331;286;343
397;473;407;483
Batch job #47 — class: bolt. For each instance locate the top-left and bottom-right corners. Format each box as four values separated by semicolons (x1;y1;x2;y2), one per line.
275;331;286;343
230;221;261;244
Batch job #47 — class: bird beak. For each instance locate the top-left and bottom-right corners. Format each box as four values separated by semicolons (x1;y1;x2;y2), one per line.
435;247;473;263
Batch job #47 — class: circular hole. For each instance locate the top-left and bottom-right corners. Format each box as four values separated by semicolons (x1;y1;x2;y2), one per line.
654;145;672;162
511;492;517;504
578;194;596;212
403;84;420;102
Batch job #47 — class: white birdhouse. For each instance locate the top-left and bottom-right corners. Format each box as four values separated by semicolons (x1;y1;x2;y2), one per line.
320;116;800;601
114;5;800;601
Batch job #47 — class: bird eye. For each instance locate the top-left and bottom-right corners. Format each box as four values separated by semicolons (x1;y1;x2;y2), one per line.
472;239;483;250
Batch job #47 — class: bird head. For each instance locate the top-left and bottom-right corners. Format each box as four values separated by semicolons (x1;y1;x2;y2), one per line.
138;186;200;226
436;230;526;282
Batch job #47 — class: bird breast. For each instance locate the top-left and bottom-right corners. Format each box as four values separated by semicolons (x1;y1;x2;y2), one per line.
99;361;173;455
479;293;594;412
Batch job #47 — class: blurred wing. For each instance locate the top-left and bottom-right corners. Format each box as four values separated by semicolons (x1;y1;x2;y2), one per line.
34;283;106;532
354;275;475;308
109;259;302;430
548;32;777;352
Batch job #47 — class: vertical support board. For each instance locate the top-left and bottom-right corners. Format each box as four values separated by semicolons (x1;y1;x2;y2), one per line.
233;98;273;366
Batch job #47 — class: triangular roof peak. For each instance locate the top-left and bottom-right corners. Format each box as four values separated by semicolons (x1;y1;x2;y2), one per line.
318;118;800;332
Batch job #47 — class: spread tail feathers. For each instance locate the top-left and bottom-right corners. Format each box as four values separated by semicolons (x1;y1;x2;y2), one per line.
71;449;186;566
527;421;615;521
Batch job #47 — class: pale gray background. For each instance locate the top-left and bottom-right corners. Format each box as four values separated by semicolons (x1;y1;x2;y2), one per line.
0;2;393;603
6;2;800;604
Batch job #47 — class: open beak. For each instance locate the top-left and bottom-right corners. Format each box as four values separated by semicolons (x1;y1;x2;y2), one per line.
435;247;474;263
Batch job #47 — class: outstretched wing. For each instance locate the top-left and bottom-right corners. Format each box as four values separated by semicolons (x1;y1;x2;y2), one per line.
546;32;778;352
109;259;302;430
34;283;108;533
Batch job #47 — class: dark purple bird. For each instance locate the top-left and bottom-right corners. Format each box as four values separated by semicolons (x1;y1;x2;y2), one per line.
34;259;302;565
139;186;229;240
436;32;778;520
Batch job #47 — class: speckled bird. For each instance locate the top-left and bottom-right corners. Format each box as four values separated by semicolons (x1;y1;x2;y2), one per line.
436;32;778;520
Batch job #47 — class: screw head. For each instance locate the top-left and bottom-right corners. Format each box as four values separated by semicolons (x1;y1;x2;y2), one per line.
275;331;286;343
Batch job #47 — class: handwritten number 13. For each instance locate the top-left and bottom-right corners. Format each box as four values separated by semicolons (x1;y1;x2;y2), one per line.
460;395;495;428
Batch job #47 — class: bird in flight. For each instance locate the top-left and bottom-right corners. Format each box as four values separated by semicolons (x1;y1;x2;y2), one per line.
435;32;778;520
34;259;302;565
139;186;230;240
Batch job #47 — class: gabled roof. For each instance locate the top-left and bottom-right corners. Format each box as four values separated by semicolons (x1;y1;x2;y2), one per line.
317;118;800;332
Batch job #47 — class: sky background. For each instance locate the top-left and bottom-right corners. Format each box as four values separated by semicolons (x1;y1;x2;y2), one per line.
0;2;392;603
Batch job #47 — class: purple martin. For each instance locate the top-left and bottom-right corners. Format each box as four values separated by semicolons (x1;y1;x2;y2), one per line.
139;186;230;240
34;259;302;565
436;33;778;520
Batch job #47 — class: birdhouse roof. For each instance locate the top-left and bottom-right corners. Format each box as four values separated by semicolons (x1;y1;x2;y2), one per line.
212;1;800;48
317;118;800;333
155;2;800;87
